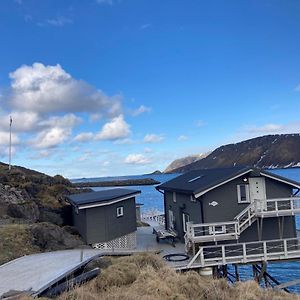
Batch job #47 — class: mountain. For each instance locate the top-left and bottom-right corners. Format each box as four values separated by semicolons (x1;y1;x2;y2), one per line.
165;134;300;173
164;153;210;173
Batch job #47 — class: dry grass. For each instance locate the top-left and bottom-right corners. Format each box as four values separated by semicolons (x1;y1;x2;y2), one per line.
0;224;40;265
58;253;299;300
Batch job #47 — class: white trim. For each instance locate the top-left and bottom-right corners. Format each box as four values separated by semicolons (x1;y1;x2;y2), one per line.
77;192;140;210
260;172;300;189
194;169;253;198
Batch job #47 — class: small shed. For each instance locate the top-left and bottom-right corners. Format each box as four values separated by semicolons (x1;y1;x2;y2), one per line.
67;188;141;250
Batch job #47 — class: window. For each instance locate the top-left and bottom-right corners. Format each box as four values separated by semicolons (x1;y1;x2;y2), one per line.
237;184;250;203
116;206;124;217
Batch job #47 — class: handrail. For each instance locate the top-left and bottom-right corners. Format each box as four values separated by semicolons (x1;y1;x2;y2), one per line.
234;203;254;220
188;220;238;228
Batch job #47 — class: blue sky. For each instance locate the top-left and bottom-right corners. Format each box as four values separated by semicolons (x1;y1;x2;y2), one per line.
0;0;300;178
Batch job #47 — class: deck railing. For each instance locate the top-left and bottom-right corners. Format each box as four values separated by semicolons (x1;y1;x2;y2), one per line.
254;197;300;217
142;211;165;226
187;236;300;268
185;221;239;242
185;197;300;245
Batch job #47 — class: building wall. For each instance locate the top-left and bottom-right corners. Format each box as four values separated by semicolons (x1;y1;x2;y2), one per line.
164;174;296;242
72;208;87;242
165;191;202;241
85;197;137;244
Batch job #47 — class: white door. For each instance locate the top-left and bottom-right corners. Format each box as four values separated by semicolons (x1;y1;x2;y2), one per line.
169;210;174;230
249;177;267;211
182;213;190;233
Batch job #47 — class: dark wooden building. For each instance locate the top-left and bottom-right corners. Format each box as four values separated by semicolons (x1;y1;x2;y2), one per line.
67;188;140;250
157;166;300;245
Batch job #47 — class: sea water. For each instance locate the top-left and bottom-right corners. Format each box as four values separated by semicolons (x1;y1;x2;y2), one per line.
74;168;300;292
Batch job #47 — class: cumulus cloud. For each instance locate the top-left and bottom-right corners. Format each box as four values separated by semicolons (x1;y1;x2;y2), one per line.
96;115;130;141
74;132;94;142
124;154;151;165
144;133;164;143
0;112;39;132
131;105;152;116
0;131;20;146
233;121;300;141
9;63;122;116
32;127;70;149
0;63;127;151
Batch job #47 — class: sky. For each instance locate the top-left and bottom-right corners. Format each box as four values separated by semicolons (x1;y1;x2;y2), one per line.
0;0;300;178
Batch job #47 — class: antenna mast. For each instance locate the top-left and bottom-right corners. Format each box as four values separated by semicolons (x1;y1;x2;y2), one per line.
9;116;12;171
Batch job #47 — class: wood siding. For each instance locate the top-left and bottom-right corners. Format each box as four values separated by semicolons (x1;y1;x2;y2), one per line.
85;197;137;244
164;174;296;242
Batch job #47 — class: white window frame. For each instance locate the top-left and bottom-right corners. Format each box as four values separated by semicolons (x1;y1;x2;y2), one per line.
182;213;190;233
237;184;250;203
116;206;124;217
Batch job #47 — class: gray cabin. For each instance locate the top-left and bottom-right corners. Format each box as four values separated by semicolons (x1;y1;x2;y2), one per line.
67;188;140;250
156;166;300;247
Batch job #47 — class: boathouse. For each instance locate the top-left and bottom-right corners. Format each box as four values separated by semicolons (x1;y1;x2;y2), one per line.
67;188;141;250
156;166;300;269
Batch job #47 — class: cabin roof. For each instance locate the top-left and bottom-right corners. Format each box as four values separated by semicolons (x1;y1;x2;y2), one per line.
67;188;141;209
157;166;300;196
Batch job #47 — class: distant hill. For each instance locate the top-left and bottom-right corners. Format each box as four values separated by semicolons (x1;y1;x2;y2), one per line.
165;134;300;173
164;153;210;173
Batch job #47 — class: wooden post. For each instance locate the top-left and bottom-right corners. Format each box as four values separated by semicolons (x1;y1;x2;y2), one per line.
234;264;240;282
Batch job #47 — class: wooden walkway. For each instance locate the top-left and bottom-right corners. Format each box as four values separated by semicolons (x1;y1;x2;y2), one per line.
0;249;137;298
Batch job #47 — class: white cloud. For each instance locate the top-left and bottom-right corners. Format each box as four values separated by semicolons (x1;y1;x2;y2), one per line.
144;133;164;143
144;147;152;153
96;115;131;140
234;121;300;141
124;154;151;165
9;63;122;116
46;16;73;27
178;135;188;141
32;127;70;149
74;132;94;142
0;131;20;146
0;111;40;132
131;105;152;116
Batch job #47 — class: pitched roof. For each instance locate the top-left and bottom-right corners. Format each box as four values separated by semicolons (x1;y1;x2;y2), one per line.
157;166;300;196
67;188;141;208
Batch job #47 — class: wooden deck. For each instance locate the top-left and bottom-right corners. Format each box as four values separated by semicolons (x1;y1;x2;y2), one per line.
186;237;300;269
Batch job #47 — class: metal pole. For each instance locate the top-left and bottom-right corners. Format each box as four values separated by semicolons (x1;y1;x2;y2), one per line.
9;116;12;171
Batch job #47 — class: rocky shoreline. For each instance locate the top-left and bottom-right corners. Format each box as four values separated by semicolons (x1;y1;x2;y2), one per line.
73;178;160;188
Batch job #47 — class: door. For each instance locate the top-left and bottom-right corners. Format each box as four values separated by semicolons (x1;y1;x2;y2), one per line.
182;213;190;233
249;177;267;211
168;209;175;230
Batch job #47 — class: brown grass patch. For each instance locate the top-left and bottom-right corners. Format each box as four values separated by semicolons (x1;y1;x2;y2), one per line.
58;253;299;300
0;224;40;265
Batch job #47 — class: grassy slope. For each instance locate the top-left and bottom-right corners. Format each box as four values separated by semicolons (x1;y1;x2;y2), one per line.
58;254;298;300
